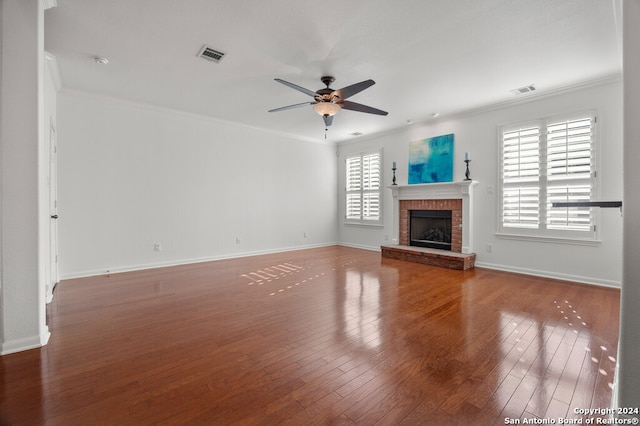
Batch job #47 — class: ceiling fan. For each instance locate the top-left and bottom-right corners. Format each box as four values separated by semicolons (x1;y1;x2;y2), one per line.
268;76;388;128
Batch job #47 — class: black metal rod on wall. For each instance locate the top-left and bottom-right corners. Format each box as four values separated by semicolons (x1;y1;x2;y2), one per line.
551;201;623;208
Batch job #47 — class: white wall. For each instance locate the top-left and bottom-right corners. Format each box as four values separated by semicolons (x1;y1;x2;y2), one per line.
57;91;338;278
0;0;50;354
617;0;640;411
338;79;623;287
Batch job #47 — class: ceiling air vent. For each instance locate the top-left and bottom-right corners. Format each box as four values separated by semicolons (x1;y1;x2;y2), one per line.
511;84;536;95
197;45;226;63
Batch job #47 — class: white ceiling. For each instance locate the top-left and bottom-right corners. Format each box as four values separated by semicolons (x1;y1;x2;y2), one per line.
44;0;622;143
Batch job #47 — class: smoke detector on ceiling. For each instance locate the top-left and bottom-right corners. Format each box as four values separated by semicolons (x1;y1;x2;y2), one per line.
93;56;109;65
197;45;226;63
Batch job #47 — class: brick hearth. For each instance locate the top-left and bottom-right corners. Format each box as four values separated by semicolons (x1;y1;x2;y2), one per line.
381;245;476;270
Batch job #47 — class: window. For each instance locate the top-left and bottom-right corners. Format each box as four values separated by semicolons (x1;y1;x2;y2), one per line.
346;151;382;224
499;113;596;241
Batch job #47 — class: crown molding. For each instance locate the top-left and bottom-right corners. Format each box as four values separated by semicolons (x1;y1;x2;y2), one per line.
336;73;623;145
58;88;336;146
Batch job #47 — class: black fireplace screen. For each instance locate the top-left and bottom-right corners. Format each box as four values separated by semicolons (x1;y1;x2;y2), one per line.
409;210;452;250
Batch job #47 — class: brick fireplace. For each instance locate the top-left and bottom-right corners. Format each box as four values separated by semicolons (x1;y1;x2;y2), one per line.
381;181;477;270
400;199;462;251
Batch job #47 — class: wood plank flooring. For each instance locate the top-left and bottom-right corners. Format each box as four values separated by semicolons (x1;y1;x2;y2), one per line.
0;246;620;425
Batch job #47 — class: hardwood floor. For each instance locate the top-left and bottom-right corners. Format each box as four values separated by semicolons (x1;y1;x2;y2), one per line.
0;246;620;425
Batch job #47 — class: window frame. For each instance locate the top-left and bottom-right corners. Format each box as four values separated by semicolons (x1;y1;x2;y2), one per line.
497;111;599;244
344;149;383;226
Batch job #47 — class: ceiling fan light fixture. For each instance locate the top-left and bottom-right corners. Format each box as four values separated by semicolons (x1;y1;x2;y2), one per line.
313;102;341;117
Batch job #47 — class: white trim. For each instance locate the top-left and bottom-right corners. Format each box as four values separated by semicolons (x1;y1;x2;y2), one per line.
475;261;620;288
336;74;621;145
461;75;619;122
343;222;384;228
495;232;602;247
337;242;381;252
46;289;55;304
59;242;338;280
388;180;478;253
59;88;336;146
1;330;50;355
612;348;620;415
61;74;621;147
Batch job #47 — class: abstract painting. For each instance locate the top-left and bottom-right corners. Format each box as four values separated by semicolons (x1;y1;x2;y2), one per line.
408;133;454;184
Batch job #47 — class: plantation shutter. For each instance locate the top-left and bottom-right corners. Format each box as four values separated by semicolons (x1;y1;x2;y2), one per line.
500;112;596;239
346;157;362;220
362;153;381;221
546;117;593;231
346;151;382;222
502;125;541;229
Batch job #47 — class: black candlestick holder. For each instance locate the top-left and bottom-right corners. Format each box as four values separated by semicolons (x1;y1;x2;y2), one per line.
392;166;397;185
464;160;471;181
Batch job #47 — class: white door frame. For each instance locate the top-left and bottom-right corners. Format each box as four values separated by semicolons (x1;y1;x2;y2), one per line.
47;120;59;303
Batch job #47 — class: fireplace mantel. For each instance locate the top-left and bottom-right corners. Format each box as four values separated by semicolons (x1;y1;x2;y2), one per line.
388;181;478;254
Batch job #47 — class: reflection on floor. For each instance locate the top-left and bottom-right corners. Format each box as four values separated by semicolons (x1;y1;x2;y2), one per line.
0;246;620;425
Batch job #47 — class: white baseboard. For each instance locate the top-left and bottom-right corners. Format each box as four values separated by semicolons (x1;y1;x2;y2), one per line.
60;242;339;280
475;261;621;288
337;242;381;252
611;344;620;413
337;246;619;288
59;245;619;288
1;329;50;355
46;280;58;304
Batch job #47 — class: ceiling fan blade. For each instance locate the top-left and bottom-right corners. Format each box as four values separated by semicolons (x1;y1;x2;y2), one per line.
341;100;388;116
323;114;334;127
268;102;314;113
274;78;318;98
333;79;375;100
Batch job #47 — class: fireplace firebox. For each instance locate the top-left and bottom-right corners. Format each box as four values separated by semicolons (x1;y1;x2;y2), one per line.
409;210;452;250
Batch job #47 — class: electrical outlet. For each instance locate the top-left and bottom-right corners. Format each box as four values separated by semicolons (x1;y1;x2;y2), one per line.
235;237;241;244
303;232;307;238
486;243;493;253
154;243;161;252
